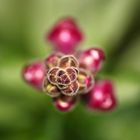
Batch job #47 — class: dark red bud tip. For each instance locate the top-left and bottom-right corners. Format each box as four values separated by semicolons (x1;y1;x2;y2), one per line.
22;60;45;90
53;95;77;112
47;17;83;54
85;80;117;112
79;48;105;73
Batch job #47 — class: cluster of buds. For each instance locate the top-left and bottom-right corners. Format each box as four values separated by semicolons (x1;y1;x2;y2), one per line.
22;17;117;112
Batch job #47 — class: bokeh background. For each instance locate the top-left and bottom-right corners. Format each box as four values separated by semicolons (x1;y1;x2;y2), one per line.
0;0;140;140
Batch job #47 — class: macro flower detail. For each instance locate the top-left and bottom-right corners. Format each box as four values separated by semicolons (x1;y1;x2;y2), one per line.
22;17;117;112
43;55;94;97
77;69;94;94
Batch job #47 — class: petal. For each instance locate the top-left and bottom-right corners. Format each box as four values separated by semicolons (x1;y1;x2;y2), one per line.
66;67;78;82
59;55;79;69
43;78;60;97
61;81;79;96
47;67;59;85
56;69;71;85
77;69;94;94
57;84;68;90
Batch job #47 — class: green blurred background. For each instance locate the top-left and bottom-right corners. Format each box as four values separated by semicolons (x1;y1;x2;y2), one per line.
0;0;140;140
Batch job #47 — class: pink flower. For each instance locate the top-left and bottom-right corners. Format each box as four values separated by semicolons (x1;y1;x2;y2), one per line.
22;60;45;90
43;55;94;97
22;17;117;112
85;80;117;111
47;17;83;54
79;48;105;73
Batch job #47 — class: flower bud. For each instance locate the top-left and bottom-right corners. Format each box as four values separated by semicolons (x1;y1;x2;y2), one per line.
53;95;77;112
47;17;83;54
22;60;45;90
85;80;117;111
79;48;105;73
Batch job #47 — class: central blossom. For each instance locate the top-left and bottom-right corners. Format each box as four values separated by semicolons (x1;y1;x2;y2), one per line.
22;17;116;112
43;54;94;97
47;56;79;96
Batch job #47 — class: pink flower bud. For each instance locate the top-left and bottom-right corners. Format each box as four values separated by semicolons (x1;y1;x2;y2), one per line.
22;60;45;90
47;17;83;54
53;95;77;112
79;48;105;73
85;80;117;111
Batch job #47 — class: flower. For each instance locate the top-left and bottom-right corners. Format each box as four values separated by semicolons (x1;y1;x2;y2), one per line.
83;80;117;111
22;60;45;90
22;17;117;112
43;54;94;97
47;17;83;54
79;48;105;73
53;95;77;112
